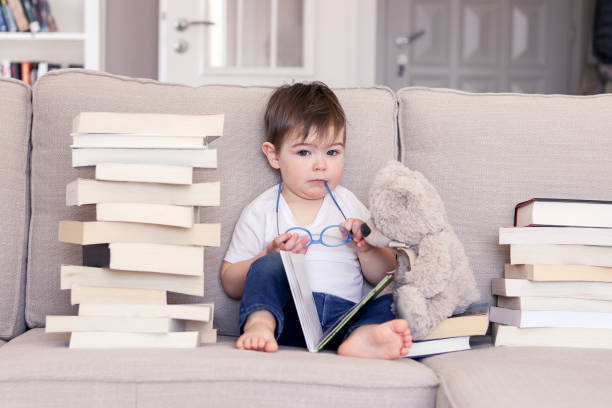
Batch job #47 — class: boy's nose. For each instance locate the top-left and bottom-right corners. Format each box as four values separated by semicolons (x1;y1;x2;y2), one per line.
313;156;327;171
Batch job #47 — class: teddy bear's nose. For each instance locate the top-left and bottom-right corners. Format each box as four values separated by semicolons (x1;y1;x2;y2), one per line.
360;223;371;237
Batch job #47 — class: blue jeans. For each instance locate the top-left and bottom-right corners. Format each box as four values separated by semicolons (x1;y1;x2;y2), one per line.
238;253;396;351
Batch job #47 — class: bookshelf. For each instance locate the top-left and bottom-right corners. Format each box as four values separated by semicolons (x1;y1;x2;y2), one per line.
0;0;105;70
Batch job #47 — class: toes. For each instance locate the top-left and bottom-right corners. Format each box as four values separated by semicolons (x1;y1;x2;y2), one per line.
391;319;409;334
264;340;278;353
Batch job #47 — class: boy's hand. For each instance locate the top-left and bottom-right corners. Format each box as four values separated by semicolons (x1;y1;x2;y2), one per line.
266;233;309;255
340;218;373;253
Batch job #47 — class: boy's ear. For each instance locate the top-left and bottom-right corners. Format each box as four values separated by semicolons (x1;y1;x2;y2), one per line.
262;142;280;169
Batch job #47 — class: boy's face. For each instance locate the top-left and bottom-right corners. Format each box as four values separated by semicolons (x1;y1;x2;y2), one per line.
262;127;345;201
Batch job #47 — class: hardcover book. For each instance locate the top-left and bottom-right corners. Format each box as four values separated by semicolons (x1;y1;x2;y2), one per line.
280;251;394;352
514;198;612;228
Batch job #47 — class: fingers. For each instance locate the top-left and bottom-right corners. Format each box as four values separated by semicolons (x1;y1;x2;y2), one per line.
277;233;309;254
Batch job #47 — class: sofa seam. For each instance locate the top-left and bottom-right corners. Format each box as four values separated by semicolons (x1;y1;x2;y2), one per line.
0;378;439;391
435;374;459;408
3;82;32;341
41;69;400;95
396;85;612;99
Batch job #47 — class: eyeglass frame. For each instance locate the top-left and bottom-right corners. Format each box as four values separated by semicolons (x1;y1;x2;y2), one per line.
275;181;354;248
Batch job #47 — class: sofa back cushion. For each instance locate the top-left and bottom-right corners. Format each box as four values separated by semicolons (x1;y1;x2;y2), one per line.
26;69;398;336
0;78;31;340
397;87;612;307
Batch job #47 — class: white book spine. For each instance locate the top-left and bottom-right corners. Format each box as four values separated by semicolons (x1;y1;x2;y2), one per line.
510;244;612;267
96;203;195;228
95;163;193;185
67;179;220;207
69;331;200;349
489;306;612;329
61;265;204;297
78;303;211;322
71;148;217;168
499;227;612;246
45;315;182;333
109;243;204;276
492;278;612;301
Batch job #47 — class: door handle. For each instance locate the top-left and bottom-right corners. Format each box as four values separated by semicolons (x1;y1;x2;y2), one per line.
395;30;426;48
174;18;215;32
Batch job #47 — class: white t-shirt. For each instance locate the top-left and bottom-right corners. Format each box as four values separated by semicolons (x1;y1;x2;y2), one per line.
224;184;370;303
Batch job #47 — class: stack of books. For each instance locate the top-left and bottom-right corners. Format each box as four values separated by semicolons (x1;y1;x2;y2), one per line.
46;111;224;349
404;303;489;358
492;198;612;348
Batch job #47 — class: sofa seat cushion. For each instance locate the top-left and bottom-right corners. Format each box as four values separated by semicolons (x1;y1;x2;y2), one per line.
421;346;612;408
0;78;31;341
397;87;612;307
0;329;438;408
27;69;399;337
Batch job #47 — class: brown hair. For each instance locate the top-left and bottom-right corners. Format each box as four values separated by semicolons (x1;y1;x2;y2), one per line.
264;81;346;150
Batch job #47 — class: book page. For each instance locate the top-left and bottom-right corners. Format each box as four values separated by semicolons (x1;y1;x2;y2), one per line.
280;251;322;352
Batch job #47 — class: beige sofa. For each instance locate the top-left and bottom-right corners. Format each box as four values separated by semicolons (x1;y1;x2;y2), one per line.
0;69;611;408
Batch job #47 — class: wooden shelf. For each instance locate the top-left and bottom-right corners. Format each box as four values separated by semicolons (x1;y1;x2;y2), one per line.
0;32;87;41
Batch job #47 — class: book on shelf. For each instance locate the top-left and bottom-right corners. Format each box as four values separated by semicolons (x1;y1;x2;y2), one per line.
489;306;612;329
499;226;612;246
0;60;61;84
0;6;6;31
58;220;220;247
504;264;612;283
72;112;224;143
514;198;612;228
82;242;204;276
280;251;395;352
66;178;220;207
492;278;612;301
71;147;218;168
36;0;56;31
1;0;17;32
1;0;52;32
492;323;612;349
69;331;200;349
46;315;187;333
95;163;193;185
422;303;489;340
7;0;28;31
404;336;471;358
61;264;204;297
20;0;40;32
31;0;46;31
72;134;208;149
509;244;612;267
70;284;167;305
77;303;212;322
496;295;612;313
96;202;198;228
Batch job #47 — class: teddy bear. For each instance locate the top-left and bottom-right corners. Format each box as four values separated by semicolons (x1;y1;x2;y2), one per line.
361;161;480;340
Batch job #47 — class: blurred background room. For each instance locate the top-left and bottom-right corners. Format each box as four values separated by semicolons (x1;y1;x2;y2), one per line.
1;0;611;94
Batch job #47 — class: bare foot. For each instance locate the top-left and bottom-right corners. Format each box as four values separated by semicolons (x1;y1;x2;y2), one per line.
337;319;412;360
236;310;279;353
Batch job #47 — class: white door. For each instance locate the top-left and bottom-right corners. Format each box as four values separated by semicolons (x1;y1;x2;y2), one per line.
379;0;585;93
158;0;377;87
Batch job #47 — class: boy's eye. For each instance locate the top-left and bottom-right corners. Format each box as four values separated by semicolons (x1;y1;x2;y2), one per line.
327;149;339;156
297;150;310;156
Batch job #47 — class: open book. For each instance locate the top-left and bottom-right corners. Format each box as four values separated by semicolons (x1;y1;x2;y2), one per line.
280;251;394;352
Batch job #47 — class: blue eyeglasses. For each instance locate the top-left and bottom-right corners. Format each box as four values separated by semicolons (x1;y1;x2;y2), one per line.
275;181;353;248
